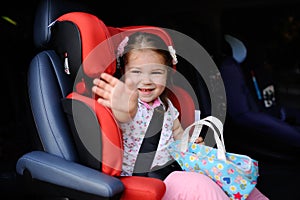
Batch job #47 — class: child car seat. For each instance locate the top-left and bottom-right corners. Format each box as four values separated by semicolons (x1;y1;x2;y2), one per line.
15;0;169;199
16;0;201;199
220;34;300;162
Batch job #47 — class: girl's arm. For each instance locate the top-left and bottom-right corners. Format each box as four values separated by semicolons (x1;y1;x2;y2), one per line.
172;118;184;140
92;73;138;123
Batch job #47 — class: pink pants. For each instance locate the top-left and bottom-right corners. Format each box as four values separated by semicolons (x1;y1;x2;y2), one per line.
162;171;269;200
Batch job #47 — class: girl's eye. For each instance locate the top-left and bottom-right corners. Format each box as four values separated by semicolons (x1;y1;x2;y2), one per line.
131;70;141;74
152;71;164;75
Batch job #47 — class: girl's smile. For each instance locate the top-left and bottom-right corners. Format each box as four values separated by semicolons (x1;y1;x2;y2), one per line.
139;88;154;94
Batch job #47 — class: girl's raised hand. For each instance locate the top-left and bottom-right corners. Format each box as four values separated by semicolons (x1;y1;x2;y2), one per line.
92;73;138;122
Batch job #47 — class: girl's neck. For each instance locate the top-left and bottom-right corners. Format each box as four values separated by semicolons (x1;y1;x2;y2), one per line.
139;98;161;109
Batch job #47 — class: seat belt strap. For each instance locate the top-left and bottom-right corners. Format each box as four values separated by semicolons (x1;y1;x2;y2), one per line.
132;105;164;176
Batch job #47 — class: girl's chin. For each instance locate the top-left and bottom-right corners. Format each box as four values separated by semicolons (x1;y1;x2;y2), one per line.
139;97;155;104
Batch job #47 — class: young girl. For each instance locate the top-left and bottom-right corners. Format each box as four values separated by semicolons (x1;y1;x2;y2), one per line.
92;31;268;199
92;31;203;175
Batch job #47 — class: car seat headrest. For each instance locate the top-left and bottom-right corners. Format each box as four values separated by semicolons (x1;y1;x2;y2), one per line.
54;12;116;77
49;12;116;95
224;34;247;64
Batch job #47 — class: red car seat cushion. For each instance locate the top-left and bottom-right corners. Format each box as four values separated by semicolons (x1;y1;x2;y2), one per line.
119;176;166;200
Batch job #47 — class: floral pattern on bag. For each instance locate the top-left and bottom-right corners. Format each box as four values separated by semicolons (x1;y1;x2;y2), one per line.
168;116;259;200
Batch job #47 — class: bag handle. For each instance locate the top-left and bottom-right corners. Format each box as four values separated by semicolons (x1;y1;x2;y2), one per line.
180;116;226;161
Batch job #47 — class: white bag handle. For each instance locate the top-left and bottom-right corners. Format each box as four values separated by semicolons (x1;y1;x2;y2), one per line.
180;116;226;161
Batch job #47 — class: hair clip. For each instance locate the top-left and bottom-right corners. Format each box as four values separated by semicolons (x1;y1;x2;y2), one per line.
117;36;129;58
168;46;178;65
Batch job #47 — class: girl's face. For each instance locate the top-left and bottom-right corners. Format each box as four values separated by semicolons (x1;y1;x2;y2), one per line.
124;49;168;105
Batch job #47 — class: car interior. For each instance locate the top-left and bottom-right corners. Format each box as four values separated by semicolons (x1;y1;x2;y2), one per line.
1;0;300;199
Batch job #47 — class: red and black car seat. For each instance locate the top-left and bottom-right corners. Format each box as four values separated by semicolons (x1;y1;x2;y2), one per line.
51;11;198;199
35;11;165;199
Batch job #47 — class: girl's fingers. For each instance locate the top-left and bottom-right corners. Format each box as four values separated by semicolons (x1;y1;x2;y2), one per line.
92;86;111;100
93;79;114;94
93;85;112;108
96;98;111;108
100;73;119;87
194;137;204;144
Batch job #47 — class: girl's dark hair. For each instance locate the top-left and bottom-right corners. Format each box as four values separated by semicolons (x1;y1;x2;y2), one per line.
118;32;174;109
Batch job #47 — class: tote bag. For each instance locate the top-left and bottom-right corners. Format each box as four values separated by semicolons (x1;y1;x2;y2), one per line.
168;116;259;200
